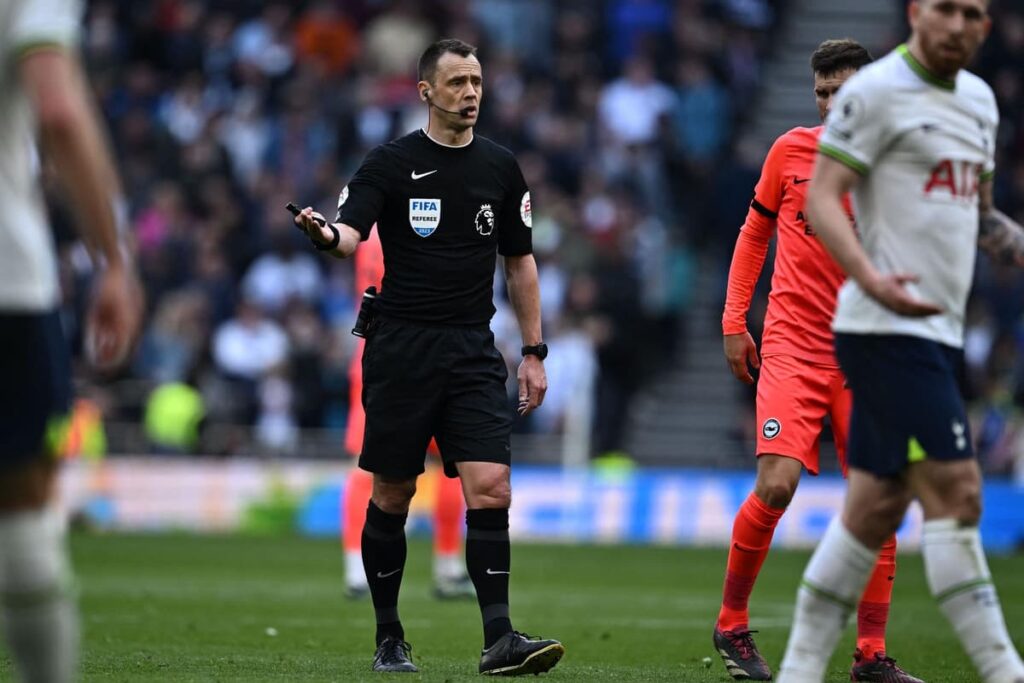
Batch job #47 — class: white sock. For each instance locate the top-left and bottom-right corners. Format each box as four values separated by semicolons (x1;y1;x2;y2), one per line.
345;550;367;588
778;517;877;683
0;506;78;683
434;552;463;582
922;519;1024;683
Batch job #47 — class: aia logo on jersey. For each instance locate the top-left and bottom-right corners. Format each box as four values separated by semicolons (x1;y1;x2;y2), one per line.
924;160;984;202
409;198;441;237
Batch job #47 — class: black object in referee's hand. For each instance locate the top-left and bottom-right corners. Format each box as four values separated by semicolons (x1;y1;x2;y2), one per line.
285;202;340;251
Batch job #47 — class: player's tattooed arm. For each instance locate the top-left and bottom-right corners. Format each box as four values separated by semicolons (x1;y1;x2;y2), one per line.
978;179;1024;267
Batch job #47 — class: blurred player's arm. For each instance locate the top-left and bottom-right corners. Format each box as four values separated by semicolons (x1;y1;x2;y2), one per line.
19;48;143;368
504;253;546;416
807;155;942;317
21;50;125;266
977;179;1024;267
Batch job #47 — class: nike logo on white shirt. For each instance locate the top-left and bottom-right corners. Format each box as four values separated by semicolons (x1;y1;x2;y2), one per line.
411;170;438;180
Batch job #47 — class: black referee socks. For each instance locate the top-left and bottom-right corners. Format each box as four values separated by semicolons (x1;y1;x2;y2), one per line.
466;507;513;648
362;501;408;645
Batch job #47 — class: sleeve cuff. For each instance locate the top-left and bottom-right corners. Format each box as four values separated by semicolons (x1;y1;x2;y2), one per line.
818;142;869;175
722;320;747;335
498;246;533;257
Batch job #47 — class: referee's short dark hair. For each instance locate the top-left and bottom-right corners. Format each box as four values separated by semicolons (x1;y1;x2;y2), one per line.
810;39;873;77
418;38;478;84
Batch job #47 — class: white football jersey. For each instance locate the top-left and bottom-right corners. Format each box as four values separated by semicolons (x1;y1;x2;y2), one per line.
819;45;998;348
0;0;81;311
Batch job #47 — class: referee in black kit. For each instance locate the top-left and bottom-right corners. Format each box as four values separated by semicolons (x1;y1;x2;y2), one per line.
294;39;563;676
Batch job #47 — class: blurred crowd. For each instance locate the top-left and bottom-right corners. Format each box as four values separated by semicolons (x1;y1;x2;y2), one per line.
47;0;1024;471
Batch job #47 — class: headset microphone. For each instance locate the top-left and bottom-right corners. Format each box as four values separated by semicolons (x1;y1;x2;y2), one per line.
424;91;474;118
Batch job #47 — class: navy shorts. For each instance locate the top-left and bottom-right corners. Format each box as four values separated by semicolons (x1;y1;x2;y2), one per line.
0;311;72;467
834;333;972;477
359;317;513;479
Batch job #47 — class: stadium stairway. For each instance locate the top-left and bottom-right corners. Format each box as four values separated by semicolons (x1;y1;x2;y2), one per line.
750;0;901;148
623;254;751;467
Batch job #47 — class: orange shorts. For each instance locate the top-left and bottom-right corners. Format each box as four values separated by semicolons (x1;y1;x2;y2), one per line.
755;354;851;475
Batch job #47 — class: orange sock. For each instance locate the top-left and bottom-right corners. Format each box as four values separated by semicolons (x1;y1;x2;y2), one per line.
434;471;464;556
717;492;786;631
342;468;374;552
857;534;896;657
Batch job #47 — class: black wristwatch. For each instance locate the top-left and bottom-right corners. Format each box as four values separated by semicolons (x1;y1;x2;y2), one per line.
521;343;548;360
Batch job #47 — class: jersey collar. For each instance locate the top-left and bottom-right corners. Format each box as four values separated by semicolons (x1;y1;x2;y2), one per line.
421;128;474;148
897;44;956;91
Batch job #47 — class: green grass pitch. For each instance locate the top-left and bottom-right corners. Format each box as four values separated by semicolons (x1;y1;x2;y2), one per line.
4;533;1022;681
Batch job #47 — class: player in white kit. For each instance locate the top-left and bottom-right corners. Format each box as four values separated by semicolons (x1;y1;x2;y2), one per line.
777;1;1024;682
0;0;142;680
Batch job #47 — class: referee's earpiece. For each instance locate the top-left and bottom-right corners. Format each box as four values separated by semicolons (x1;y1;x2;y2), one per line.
422;90;430;102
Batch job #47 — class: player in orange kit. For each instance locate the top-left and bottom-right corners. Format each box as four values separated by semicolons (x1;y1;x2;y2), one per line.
713;39;924;682
342;227;473;600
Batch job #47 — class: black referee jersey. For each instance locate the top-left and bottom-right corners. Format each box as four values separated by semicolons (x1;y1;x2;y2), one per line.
336;129;533;326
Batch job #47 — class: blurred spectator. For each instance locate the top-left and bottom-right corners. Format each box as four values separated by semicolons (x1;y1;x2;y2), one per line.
363;0;434;78
144;381;205;454
212;298;289;384
670;57;731;165
591;242;644;458
241;231;323;315
58;395;109;461
256;369;298;453
472;0;554;68
218;93;273;187
605;0;673;66
532;276;600;435
134;289;208;384
597;56;675;220
598;56;674;147
233;4;294;78
293;1;360;77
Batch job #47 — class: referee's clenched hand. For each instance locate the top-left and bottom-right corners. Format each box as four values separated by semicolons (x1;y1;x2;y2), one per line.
517;356;547;416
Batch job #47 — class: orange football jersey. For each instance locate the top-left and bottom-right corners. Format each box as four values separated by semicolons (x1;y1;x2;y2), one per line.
723;126;851;366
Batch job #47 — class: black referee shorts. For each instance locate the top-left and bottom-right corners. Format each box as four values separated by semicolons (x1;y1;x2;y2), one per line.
359;317;513;479
0;310;71;467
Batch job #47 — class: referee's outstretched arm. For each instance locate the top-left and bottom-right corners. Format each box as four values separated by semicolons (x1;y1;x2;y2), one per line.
294;206;361;258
